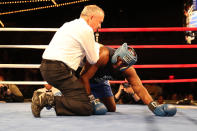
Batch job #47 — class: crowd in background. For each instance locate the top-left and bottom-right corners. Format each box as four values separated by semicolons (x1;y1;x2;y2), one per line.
111;82;196;105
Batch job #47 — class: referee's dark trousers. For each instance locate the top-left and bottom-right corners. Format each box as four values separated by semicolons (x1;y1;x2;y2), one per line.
40;59;93;116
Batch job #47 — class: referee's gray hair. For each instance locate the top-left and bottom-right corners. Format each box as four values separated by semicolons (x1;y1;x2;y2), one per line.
80;5;104;17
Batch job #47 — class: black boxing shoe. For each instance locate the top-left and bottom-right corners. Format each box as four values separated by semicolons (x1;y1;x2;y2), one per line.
31;91;54;117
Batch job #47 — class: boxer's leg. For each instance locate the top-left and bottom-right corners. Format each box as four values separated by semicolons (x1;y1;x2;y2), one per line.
91;81;116;112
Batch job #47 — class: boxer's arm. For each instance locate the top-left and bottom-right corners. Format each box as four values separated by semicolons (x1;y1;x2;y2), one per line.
124;67;177;116
81;63;99;95
81;47;109;95
123;67;153;105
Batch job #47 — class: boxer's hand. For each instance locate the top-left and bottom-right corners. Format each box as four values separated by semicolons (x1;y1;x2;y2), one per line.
88;94;108;115
148;101;177;116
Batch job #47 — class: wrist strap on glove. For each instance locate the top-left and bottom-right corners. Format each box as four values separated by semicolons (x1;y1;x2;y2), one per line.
148;101;158;112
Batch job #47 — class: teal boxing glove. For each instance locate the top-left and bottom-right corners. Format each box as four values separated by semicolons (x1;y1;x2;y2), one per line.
148;101;177;116
88;94;108;115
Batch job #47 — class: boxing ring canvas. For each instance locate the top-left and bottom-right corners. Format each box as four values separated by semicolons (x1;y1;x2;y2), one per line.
0;103;196;131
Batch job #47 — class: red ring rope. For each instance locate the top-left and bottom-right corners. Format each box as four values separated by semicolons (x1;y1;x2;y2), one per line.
133;64;197;68
99;27;197;32
109;78;197;84
107;45;197;48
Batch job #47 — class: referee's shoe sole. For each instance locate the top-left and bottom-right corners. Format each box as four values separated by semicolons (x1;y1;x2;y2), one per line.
31;91;54;117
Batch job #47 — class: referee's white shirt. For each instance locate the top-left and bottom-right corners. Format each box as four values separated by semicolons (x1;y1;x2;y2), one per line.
42;18;99;70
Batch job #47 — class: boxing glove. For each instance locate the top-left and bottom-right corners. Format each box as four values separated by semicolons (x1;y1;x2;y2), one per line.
88;94;108;115
148;101;177;117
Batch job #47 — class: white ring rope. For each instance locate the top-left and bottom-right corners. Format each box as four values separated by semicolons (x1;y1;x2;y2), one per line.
0;28;58;32
0;45;48;49
1;79;197;85
0;81;47;85
0;64;40;68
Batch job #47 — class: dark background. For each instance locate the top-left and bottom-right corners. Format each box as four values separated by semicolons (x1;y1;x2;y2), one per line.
0;0;191;45
0;0;197;99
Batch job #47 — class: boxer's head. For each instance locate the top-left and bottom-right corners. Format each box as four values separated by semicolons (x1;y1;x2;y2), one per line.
111;43;137;71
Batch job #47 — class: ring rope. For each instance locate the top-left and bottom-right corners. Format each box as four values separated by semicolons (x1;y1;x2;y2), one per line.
109;78;197;84
98;27;197;32
133;64;197;68
1;64;197;69
1;78;197;85
0;81;47;85
107;45;197;49
1;28;196;85
0;45;196;68
0;28;58;32
0;45;47;49
0;64;40;68
1;27;197;32
1;45;197;49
